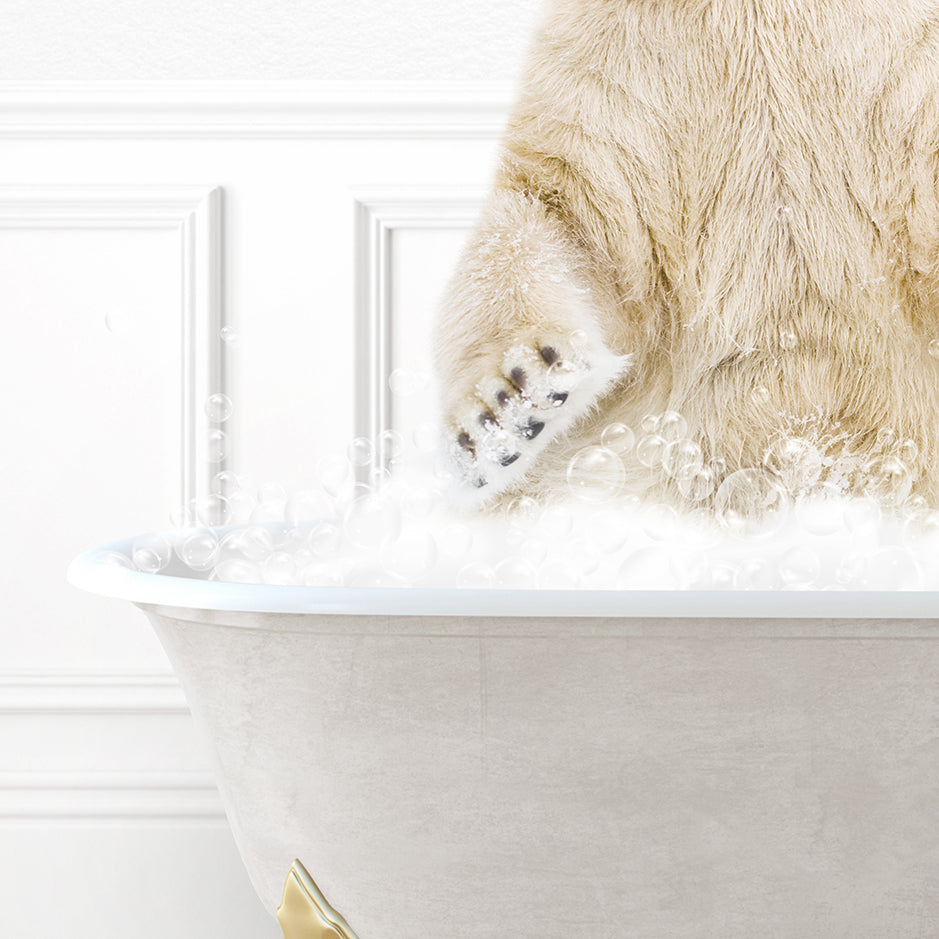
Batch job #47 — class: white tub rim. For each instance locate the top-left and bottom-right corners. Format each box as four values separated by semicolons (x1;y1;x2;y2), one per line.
67;533;939;619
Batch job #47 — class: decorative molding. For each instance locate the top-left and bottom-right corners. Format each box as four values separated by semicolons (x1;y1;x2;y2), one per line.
0;671;187;715
0;185;225;513
352;188;482;471
0;81;512;139
0;772;223;822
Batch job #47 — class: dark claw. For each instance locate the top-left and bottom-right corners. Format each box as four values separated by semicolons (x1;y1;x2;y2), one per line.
478;410;498;428
473;477;488;488
540;346;560;366
499;451;521;467
520;419;545;440
457;431;475;454
495;389;510;407
509;366;528;390
549;392;568;407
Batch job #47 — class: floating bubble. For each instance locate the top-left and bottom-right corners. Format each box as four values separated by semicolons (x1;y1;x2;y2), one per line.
861;454;913;507
412;422;439;454
506;495;539;520
211;470;242;495
378;429;405;464
380;530;438;581
566;446;625;503
779;546;820;587
213;559;260;584
285;488;335;526
569;329;588;350
96;550;134;569
836;553;868;587
844;496;881;532
132;534;171;573
262;551;297;586
178;528;219;571
306;520;343;558
205;429;228;463
658;410;688;443
714;468;790;536
662;439;703;478
539;504;575;538
738;557;778;590
898;438;919;464
779;329;798;350
600;422;635;454
752;385;771;406
640;413;660;434
343;494;402;550
795;485;844;536
457;562;496;589
676;464;717;503
635;434;667;469
763;436;822;494
169;500;198;529
220;326;241;347
204;393;233;423
494;557;539;588
929;338;939;359
867;546;921;589
195;494;231;526
346;437;373;467
388;368;427;396
223;526;274;562
439;522;473;559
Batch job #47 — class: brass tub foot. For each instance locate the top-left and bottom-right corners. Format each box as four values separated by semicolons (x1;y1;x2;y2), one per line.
277;859;360;939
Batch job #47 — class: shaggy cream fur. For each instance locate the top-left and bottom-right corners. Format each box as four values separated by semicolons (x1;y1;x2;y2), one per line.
434;0;939;512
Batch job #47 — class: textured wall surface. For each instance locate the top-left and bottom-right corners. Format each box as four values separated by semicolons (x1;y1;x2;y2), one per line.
1;0;543;80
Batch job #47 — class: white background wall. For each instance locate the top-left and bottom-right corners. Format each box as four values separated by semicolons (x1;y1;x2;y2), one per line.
0;1;541;936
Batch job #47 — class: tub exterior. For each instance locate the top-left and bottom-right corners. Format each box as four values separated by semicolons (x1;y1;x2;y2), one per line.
141;603;939;939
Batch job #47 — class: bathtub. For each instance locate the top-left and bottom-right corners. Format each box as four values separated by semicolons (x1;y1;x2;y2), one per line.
69;533;939;938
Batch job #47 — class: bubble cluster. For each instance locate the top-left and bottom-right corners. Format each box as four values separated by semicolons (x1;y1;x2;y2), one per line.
109;389;939;592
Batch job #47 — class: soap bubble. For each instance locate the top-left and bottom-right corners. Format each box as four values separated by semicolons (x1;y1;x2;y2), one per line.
301;562;345;587
898;438;919;463
388;369;427;396
836;553;868;587
738;557;779;590
306;520;343;558
457;562;496;589
285;488;335;526
868;546;921;589
714;468;790;536
494;557;539;588
205;429;228;463
795;485;844;536
875;428;898;452
204;393;233;423
506;495;539;520
662;439;703;478
412;422;439;454
779;329;798;350
600;423;635;454
343;494;402;549
640;413;660;434
636;434;667;469
658;410;688;443
676;463;717;503
211;470;242;495
439;522;474;559
219;325;241;347
178;528;219;571
346;437;373;467
779;546;820;587
169;500;198;529
380;530;438;581
213;559;259;584
195;494;231;527
861;454;913;507
378;429;405;464
262;551;297;585
763;436;822;494
569;329;588;350
221;526;273;562
315;453;351;497
752;385;771;405
539;504;575;538
566;446;625;502
844;497;881;532
929;338;939;359
132;533;171;573
96;550;134;569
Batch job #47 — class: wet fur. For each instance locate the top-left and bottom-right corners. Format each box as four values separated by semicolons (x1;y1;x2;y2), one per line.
434;0;939;509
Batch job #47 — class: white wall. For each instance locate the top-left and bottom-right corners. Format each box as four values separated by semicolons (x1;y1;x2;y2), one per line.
0;0;543;81
0;2;529;930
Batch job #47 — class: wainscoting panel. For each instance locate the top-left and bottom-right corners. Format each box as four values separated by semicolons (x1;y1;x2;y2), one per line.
0;82;505;939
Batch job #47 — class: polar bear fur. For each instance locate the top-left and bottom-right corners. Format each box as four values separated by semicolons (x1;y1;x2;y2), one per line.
434;0;939;512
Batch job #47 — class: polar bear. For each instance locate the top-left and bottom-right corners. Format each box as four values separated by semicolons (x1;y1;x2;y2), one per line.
434;0;939;514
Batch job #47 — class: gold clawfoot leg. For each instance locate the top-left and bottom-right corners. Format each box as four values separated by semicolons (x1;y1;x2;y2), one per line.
277;859;361;939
